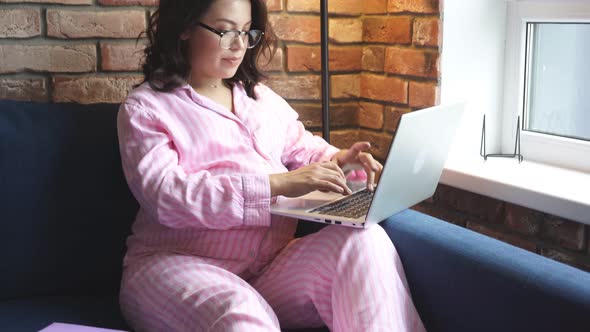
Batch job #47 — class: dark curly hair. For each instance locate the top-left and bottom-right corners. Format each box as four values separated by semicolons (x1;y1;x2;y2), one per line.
140;0;277;99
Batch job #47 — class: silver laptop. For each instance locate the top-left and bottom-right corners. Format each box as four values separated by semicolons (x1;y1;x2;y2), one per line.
270;103;465;228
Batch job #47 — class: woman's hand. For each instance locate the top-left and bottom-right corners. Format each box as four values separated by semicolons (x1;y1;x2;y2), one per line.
330;141;383;191
269;161;352;197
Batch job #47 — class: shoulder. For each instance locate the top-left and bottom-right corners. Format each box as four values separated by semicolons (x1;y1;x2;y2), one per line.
121;82;190;117
253;83;283;101
252;83;293;110
123;82;165;108
251;82;299;121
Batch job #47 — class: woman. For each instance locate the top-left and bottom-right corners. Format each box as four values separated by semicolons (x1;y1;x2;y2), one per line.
117;0;425;331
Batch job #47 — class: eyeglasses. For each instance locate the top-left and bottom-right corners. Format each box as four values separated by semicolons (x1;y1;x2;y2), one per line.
198;22;264;50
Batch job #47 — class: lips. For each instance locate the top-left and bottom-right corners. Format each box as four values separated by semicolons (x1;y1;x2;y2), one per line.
223;57;242;65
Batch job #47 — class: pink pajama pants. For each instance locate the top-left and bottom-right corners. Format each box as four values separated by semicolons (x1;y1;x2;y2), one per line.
119;225;426;331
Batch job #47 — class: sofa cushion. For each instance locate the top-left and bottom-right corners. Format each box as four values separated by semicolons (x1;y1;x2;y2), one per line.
0;295;129;332
381;209;590;332
0;101;138;299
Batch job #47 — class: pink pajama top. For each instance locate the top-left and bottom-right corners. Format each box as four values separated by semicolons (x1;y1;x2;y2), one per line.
117;82;340;268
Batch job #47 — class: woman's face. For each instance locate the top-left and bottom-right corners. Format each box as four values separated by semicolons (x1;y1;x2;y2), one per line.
184;0;252;81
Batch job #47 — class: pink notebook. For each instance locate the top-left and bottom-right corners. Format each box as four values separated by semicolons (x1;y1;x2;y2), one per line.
39;323;127;332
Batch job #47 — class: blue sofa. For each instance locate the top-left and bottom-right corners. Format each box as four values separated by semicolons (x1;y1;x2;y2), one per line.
1;100;589;332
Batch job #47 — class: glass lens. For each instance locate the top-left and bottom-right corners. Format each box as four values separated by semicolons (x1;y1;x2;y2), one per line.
247;30;263;48
219;31;240;49
219;30;263;49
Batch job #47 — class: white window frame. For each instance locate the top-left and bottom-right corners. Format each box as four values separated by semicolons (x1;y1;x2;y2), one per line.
502;1;590;173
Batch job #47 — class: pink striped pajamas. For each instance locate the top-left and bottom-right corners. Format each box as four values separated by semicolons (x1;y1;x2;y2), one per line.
117;82;425;331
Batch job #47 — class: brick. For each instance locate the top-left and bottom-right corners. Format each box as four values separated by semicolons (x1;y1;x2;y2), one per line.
364;0;388;14
0;0;91;3
357;130;392;161
504;203;543;236
360;73;407;104
330;74;360;99
329;103;359;127
47;10;146;39
363;17;412;44
290;103;321;128
98;0;158;5
0;44;96;74
538;248;580;269
287;46;320;72
384;47;439;78
435;184;504;223
330;129;360;150
287;0;362;15
286;0;318;12
418;203;468;227
466;221;537;252
287;46;362;72
412;203;431;216
0;77;48;102
329;47;362;71
52;75;143;104
388;0;440;14
101;42;146;71
266;0;283;12
258;46;284;72
541;215;587;251
414;17;441;47
409;81;439;108
265;74;321;100
362;46;385;72
269;15;320;44
328;0;363;15
291;102;357;129
359;102;384;130
329;18;363;43
384;106;410;132
310;129;324;137
0;8;40;38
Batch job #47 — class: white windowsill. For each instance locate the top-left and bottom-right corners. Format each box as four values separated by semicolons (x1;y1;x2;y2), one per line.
440;156;590;225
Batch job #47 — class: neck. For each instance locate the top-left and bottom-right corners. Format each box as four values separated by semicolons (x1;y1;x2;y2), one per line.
188;75;224;92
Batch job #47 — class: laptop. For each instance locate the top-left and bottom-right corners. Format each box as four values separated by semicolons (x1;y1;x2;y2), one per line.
270;102;465;228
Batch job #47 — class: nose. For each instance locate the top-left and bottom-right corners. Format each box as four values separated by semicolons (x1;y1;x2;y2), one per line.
229;34;247;50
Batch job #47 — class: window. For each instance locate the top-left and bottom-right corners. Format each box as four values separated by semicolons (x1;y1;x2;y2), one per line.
440;0;590;224
503;1;590;173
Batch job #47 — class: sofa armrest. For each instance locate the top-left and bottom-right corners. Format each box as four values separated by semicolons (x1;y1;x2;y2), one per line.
381;209;590;332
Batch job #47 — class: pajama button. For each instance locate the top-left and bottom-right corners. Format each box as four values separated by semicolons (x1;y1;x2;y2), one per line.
249;251;255;257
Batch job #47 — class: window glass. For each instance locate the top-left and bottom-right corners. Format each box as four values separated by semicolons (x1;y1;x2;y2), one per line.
525;23;590;141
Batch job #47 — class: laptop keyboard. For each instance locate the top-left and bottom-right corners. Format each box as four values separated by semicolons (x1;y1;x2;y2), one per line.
309;189;374;219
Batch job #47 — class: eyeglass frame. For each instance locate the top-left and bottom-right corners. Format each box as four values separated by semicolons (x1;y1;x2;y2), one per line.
198;22;264;49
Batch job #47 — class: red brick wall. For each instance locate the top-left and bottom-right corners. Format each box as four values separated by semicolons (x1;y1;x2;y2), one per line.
0;0;152;103
264;0;362;147
264;0;441;157
0;0;440;148
1;0;588;272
